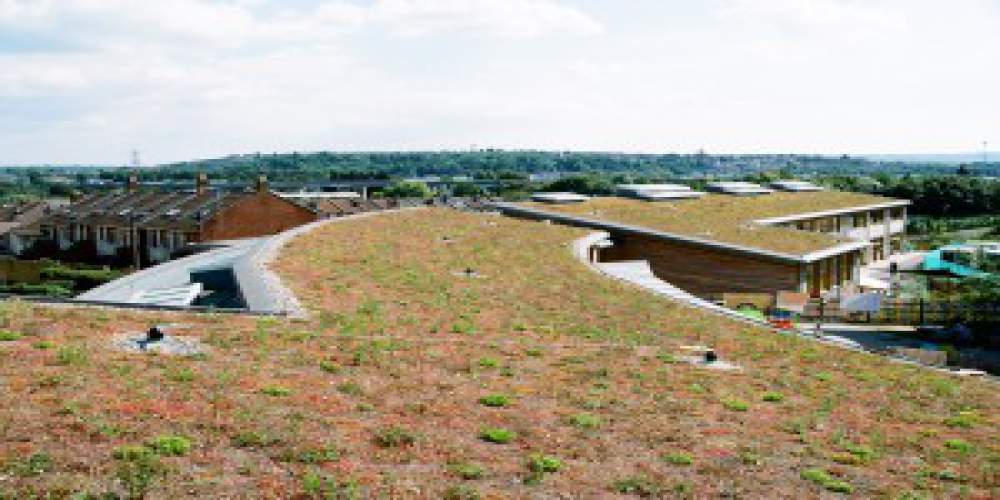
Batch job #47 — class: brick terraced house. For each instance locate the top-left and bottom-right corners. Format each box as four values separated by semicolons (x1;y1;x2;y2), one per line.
25;174;319;266
494;183;910;300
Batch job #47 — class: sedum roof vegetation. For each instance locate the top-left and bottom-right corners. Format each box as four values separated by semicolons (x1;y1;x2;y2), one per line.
521;191;905;256
0;208;995;498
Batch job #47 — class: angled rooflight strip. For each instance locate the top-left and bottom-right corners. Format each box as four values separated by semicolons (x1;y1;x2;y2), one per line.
706;181;774;196
770;180;824;192
530;192;590;203
616;183;707;201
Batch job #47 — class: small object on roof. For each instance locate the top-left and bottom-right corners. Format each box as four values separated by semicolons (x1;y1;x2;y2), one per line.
704;349;717;363
452;267;483;279
530;192;590;204
146;325;166;342
706;182;774;196
770;180;824;192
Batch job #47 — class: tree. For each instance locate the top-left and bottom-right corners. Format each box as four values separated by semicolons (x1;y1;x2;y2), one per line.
451;182;482;197
383;181;432;199
541;175;614;195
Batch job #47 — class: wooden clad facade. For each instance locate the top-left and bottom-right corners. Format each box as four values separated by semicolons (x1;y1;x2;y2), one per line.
600;233;800;297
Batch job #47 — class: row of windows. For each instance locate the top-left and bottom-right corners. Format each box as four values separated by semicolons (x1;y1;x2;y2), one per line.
790;208;906;234
41;225;196;248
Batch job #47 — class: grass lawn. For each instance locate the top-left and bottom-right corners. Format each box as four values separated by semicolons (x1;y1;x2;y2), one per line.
0;208;995;498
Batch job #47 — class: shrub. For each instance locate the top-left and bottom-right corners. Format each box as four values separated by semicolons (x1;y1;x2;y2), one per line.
478;394;510;407
527;454;562;474
55;346;88;366
293;446;340;464
944;439;973;454
9;453;52;477
32;340;55;349
166;367;195;383
451;462;485;480
260;385;292;397
525;454;562;484
479;428;515;444
337;381;364;396
114;448;162;500
477;357;499;369
944;411;978;428
762;392;784;403
148;435;192;456
801;468;852;494
722;398;749;412
113;445;155;461
233;431;277;448
612;476;662;497
843;443;875;462
567;413;601;429
373;426;419;448
0;330;23;341
662;452;693;466
442;484;480;500
319;360;342;374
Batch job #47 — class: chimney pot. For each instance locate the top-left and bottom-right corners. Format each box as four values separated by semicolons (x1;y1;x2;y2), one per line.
196;173;209;195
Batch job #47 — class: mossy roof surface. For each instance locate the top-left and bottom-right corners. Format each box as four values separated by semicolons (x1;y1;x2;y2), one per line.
520;191;904;256
0;208;994;499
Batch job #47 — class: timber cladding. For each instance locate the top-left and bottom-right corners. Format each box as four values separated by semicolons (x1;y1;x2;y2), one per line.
601;233;799;297
200;193;319;241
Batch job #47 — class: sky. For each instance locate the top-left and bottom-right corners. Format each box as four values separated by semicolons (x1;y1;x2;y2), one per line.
0;0;998;165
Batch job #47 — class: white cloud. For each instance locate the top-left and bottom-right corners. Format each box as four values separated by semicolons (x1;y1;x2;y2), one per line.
0;0;997;164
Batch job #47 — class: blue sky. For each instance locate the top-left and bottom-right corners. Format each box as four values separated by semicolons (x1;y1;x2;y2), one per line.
0;0;997;165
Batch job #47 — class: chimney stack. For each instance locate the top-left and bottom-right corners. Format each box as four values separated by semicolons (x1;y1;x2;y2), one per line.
127;174;139;193
256;175;268;194
196;172;209;195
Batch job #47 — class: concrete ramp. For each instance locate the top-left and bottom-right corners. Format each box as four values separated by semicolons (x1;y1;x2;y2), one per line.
594;260;771;327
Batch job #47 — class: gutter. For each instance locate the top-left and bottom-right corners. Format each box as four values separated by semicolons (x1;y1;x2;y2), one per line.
753;200;911;225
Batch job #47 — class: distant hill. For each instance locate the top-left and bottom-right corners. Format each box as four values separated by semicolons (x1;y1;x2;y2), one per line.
859;152;998;164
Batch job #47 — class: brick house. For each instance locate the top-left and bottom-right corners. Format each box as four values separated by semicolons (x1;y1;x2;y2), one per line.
0;200;66;256
26;174;319;266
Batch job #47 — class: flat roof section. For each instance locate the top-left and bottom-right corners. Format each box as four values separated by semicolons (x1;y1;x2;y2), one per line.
513;191;906;257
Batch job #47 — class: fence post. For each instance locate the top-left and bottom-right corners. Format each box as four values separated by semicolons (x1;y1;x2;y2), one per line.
919;298;925;325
